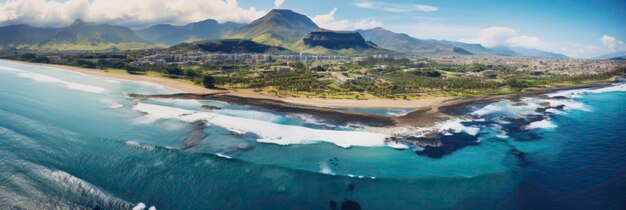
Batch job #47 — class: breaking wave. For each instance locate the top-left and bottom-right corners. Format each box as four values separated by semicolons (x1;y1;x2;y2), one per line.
0;66;106;94
525;119;557;130
132;102;408;149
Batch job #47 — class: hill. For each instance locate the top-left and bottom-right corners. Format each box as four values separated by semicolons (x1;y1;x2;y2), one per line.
490;46;568;58
356;27;471;55
0;24;58;48
230;9;319;48
169;39;290;54
294;29;389;55
594;51;626;60
438;40;496;55
40;19;147;46
137;19;242;44
0;20;151;50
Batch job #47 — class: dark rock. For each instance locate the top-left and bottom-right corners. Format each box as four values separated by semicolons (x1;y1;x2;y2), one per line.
200;105;222;110
347;183;355;192
341;199;361;210
182;120;208;150
511;148;526;157
511;148;530;167
302;29;377;50
414;133;480;158
550;96;570;100
329;200;338;210
410;139;443;148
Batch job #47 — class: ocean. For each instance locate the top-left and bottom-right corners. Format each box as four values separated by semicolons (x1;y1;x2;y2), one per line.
0;60;624;210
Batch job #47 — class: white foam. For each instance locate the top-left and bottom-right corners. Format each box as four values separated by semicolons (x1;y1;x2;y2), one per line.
385;109;412;116
216;153;232;159
105;79;120;83
100;99;123;109
1;66;107;94
548;83;626;98
125;140;155;151
319;162;334;175
437;119;480;136
288;114;336;127
526;119;557;130
369;118;481;139
133;102;408;149
496;131;509;139
125;140;141;147
132;202;156;210
473;96;590;119
132;203;146;210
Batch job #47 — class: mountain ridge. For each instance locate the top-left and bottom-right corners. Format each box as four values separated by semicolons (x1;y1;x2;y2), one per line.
138;19;243;44
356;27;472;55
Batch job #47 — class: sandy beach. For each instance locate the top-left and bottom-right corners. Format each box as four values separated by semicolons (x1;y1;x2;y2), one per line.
12;61;222;94
8;60;621;128
13;60;451;109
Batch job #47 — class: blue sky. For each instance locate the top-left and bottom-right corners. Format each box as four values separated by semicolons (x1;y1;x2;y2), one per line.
0;0;624;57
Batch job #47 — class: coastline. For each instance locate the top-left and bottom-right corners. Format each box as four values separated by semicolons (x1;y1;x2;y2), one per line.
4;59;223;94
5;59;622;127
3;59;450;109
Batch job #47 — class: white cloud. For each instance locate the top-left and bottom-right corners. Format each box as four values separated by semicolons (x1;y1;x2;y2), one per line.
461;27;516;47
274;0;284;8
600;35;626;52
0;0;266;28
311;8;382;31
460;27;552;52
387;22;479;41
354;1;438;12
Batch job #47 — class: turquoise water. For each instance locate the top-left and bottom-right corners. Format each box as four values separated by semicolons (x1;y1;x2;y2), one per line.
0;60;624;209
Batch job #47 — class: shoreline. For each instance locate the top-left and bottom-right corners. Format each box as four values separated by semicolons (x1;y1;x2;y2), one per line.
4;59;622;127
128;78;621;127
2;59;450;109
3;59;223;94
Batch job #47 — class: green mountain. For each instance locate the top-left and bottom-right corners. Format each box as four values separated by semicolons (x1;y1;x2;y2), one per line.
169;39;290;54
438;40;497;55
137;19;243;44
490;46;568;58
295;29;389;55
230;9;319;48
38;19;147;47
508;47;568;58
594;51;626;60
0;20;151;50
356;27;471;55
0;24;57;48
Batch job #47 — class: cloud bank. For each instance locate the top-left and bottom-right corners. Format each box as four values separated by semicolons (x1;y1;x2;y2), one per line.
354;1;438;12
600;35;626;53
311;8;382;31
0;0;266;27
460;27;549;50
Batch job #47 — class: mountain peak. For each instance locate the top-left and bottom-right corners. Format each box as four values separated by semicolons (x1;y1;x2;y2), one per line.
193;19;219;25
268;9;296;14
233;8;319;47
260;9;315;26
72;18;86;25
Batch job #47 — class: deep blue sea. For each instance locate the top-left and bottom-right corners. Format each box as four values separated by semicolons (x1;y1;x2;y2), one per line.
0;60;624;210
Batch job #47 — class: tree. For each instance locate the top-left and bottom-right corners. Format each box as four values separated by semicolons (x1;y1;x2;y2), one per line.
202;75;216;89
124;65;142;74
